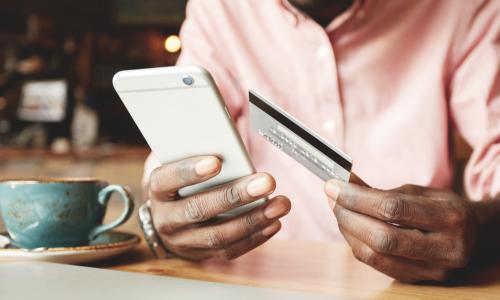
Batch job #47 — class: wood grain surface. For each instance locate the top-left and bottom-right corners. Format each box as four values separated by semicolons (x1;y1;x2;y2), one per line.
91;211;500;300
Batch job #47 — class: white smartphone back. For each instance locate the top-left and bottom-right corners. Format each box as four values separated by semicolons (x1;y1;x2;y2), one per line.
113;66;262;215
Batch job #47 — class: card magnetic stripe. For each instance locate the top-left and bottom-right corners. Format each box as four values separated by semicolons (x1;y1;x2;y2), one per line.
249;91;352;172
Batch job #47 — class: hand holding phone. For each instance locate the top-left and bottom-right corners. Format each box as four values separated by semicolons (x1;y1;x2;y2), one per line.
113;66;291;260
147;155;290;260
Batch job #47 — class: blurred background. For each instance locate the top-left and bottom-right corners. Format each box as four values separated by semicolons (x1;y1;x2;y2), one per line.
0;1;188;220
0;0;186;151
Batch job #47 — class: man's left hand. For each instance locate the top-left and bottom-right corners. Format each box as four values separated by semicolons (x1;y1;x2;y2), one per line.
325;181;479;283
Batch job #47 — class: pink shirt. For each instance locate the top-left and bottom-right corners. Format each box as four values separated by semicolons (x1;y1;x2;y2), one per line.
144;0;500;241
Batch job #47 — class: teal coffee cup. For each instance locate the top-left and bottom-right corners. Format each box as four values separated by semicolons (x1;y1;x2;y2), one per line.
0;178;134;249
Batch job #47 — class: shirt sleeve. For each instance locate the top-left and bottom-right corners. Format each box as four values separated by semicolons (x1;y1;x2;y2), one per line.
142;0;245;191
449;1;500;201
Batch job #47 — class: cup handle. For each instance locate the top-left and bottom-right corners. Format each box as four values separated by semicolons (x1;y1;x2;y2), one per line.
89;185;135;240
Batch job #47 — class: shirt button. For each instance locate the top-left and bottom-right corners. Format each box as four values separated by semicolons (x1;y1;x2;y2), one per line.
322;120;335;132
317;45;331;59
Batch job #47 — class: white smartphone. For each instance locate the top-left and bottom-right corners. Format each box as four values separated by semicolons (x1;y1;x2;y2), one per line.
113;66;264;216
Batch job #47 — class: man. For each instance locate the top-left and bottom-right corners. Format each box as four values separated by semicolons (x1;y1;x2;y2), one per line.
143;0;500;283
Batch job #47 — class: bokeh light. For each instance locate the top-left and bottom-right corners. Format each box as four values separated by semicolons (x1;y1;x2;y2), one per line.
164;35;181;53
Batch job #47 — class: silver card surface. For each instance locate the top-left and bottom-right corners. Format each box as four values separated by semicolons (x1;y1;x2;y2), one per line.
249;90;352;182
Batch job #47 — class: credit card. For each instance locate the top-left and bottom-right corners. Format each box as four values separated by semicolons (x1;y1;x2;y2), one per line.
249;90;352;182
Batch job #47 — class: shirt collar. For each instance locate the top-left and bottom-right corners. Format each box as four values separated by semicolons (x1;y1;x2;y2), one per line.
279;0;365;31
279;0;303;26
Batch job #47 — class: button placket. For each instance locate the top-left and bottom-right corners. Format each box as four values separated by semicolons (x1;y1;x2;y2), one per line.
330;48;346;151
289;16;346;150
314;35;345;149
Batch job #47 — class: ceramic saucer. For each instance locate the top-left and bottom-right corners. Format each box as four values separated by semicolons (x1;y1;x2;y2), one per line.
0;231;140;264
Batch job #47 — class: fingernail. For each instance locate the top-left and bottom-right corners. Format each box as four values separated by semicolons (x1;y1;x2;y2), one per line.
246;175;274;197
262;221;281;236
325;180;340;202
195;157;219;176
264;200;289;219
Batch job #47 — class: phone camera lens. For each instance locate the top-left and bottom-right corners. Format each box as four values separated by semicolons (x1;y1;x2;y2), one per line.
182;76;194;86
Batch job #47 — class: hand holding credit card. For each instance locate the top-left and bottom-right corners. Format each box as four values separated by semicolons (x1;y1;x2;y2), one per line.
249;90;367;186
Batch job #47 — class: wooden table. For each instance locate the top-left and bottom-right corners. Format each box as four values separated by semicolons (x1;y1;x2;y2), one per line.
2;148;499;299
90;217;500;300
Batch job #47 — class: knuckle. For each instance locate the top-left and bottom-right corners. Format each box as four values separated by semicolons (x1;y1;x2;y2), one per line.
450;243;469;268
421;238;440;259
222;185;244;206
341;186;357;206
247;231;258;245
152;210;176;236
184;199;207;222
351;248;363;262
241;212;259;233
160;234;178;248
334;206;349;226
156;222;175;236
398;184;418;194
337;224;349;239
447;208;467;228
377;193;407;222
218;248;235;260
371;229;398;254
206;229;226;248
353;246;378;266
400;184;413;191
149;168;165;193
177;160;196;182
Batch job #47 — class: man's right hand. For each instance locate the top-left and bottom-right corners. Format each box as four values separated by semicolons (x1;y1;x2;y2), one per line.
148;155;291;261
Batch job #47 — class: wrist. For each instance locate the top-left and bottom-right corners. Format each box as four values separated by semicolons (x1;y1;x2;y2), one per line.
470;196;500;262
